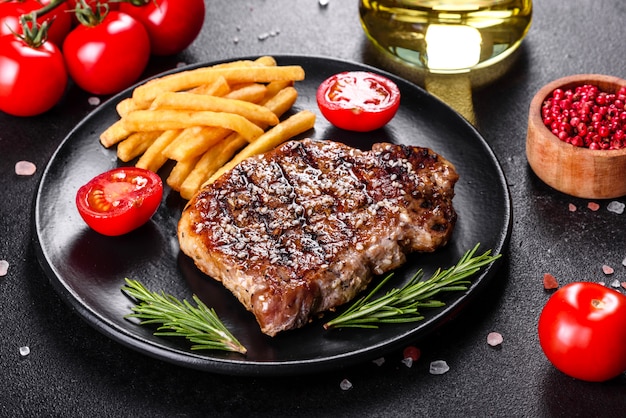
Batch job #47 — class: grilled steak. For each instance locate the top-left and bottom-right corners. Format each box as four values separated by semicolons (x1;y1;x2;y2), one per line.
178;139;458;336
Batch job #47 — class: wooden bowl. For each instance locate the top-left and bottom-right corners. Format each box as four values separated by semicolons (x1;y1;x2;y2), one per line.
526;74;626;199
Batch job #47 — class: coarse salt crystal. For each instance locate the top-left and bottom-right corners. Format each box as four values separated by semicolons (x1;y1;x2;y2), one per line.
339;378;353;391
429;360;450;375
401;357;413;368
602;265;614;275
621;282;626;290
87;96;100;106
610;279;621;288
319;0;330;6
15;160;36;176
0;260;8;276
607;201;625;214
487;332;503;347
543;273;559;290
568;203;577;212
372;357;385;367
587;202;600;211
19;346;30;356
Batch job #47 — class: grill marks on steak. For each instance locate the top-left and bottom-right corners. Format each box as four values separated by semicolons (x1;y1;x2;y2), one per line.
178;139;458;336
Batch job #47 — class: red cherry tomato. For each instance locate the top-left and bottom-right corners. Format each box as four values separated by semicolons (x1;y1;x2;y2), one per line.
538;282;626;382
76;167;163;236
316;71;401;132
63;11;150;95
119;0;205;56
0;34;67;116
0;0;72;47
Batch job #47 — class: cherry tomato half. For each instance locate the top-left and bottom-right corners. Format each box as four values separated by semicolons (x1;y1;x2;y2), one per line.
316;71;401;132
120;0;205;56
76;167;163;236
538;282;626;382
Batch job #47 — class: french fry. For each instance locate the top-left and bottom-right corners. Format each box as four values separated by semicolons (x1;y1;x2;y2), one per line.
261;80;294;104
116;98;141;117
132;65;305;107
100;119;133;147
122;109;265;142
261;87;299;124
167;155;201;191
150;92;279;126
162;126;231;161
179;133;248;200
223;83;267;103
135;129;182;172
206;110;316;184
116;131;162;162
187;75;230;96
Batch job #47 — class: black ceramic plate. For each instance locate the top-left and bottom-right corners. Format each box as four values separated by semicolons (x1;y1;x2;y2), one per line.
34;55;511;376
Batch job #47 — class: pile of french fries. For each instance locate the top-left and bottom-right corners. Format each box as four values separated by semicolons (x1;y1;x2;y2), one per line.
99;56;316;200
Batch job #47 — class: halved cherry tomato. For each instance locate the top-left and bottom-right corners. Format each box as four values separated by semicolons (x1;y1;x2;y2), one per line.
76;167;163;236
538;282;626;382
316;71;401;132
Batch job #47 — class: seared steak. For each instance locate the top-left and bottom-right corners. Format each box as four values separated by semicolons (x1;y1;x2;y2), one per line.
178;139;458;336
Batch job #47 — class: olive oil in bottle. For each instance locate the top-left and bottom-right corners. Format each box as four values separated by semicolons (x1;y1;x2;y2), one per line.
359;0;532;74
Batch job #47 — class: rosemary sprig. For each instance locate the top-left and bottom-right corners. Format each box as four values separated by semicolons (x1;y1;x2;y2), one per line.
121;278;247;355
323;244;501;330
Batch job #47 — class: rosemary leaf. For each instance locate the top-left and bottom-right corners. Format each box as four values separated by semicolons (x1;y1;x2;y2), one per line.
121;278;247;355
323;244;501;330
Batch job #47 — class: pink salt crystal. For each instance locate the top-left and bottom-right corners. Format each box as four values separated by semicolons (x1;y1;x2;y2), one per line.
568;203;577;212
0;260;8;276
543;273;559;290
587;202;600;211
429;360;450;375
621;282;626;290
15;160;36;176
339;379;353;391
487;332;503;347
602;265;614;275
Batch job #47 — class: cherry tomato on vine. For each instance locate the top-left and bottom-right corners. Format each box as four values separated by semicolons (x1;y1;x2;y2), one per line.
76;167;163;236
119;0;205;56
0;34;67;116
63;11;150;95
538;282;626;382
0;0;72;47
316;71;401;132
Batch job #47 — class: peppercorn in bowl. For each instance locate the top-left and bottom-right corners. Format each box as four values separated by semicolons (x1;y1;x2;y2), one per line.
526;74;626;199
